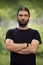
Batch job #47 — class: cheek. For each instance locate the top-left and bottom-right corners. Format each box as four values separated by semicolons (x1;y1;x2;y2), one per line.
17;17;22;21
25;18;29;21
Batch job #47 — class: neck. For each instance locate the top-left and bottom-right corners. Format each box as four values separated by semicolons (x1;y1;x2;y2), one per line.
17;25;29;30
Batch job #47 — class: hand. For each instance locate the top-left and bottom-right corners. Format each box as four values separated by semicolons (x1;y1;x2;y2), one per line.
5;39;15;51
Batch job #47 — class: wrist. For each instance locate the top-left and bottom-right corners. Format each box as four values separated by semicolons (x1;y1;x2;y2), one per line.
25;43;29;47
26;42;29;47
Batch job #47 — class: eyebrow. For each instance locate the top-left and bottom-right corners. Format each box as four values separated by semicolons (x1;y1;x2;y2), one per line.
18;14;29;16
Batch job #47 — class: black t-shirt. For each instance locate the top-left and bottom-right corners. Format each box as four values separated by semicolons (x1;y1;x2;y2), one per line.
6;28;41;65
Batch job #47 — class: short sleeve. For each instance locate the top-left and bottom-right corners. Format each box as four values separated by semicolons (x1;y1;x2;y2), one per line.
5;29;12;40
32;30;42;44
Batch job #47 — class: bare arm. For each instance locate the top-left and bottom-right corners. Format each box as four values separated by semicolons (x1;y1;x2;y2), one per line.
17;39;39;54
5;39;27;52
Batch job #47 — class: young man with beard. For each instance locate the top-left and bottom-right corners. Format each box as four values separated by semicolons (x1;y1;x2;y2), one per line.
5;7;41;65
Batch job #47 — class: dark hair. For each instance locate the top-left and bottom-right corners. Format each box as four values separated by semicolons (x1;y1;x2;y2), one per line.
17;7;30;17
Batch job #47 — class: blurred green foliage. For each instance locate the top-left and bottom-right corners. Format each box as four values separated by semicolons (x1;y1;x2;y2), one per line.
0;0;43;20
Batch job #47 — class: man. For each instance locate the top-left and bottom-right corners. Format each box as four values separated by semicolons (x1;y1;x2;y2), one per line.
5;7;41;65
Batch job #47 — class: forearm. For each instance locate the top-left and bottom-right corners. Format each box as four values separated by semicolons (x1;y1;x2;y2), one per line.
17;40;39;54
17;45;32;54
17;47;32;54
6;39;39;54
11;43;27;52
6;39;27;52
17;43;37;54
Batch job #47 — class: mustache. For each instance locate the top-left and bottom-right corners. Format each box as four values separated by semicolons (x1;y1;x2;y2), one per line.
22;19;25;20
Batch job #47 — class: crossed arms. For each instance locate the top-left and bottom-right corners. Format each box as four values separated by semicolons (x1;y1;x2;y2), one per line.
5;39;39;54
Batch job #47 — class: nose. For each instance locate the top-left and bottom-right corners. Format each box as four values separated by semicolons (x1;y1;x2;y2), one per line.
22;15;25;19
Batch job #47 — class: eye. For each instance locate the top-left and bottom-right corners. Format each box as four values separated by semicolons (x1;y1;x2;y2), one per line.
24;15;28;16
19;14;23;16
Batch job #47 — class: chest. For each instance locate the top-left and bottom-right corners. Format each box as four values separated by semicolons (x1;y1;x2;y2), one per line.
11;31;33;43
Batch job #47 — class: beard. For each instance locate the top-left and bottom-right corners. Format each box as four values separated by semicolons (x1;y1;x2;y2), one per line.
17;19;29;27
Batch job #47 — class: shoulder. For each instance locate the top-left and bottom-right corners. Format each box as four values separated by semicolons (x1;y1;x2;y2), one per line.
30;28;39;34
6;28;17;34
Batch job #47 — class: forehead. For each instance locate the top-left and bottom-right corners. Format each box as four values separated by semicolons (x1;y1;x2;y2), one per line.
18;11;29;15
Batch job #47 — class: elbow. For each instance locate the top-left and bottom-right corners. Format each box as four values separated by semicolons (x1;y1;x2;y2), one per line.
32;49;37;54
33;51;36;54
